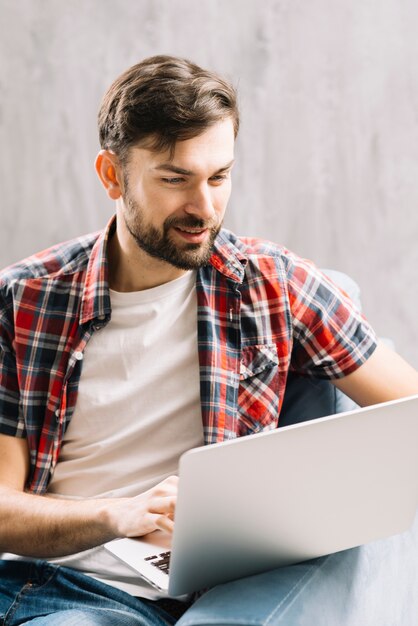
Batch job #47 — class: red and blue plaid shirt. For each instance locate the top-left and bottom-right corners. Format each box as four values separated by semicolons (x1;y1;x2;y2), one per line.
0;217;377;494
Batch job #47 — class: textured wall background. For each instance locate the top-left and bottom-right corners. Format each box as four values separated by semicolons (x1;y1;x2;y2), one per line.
1;0;417;367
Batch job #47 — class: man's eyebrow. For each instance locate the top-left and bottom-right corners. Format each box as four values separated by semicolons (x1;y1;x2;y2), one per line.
215;160;235;173
153;159;235;176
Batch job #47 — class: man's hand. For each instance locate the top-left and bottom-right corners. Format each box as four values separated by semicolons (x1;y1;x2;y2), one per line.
105;475;178;538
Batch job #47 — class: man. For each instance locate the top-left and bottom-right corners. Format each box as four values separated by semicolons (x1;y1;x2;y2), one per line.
0;55;417;625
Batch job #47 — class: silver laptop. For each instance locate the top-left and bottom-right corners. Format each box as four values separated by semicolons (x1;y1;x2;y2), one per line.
105;394;418;597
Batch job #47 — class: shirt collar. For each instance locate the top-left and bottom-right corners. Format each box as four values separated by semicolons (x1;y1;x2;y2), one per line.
79;219;248;325
209;229;248;283
79;215;115;325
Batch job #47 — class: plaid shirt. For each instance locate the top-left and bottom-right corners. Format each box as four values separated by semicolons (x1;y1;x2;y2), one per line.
0;217;377;494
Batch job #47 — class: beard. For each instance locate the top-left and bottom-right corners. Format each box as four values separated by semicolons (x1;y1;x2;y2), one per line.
122;191;222;270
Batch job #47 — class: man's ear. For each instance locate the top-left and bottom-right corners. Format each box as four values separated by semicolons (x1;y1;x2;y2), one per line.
95;150;123;200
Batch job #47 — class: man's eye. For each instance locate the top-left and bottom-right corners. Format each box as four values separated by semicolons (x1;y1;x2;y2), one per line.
161;177;185;185
209;175;228;184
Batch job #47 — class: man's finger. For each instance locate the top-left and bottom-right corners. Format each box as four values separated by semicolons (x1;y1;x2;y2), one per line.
155;515;175;534
149;495;176;516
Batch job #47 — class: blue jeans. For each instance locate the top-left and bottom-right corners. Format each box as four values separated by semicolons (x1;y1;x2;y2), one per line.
0;559;181;625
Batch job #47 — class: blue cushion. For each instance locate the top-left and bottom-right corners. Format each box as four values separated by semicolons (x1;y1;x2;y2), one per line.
279;269;361;427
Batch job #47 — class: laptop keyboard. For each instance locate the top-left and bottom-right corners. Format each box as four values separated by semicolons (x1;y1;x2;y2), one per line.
145;550;171;575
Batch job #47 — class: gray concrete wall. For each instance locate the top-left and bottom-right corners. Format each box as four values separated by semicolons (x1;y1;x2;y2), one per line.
1;0;417;367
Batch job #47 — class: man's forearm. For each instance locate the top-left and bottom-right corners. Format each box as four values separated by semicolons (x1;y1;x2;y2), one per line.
0;476;177;558
0;486;118;557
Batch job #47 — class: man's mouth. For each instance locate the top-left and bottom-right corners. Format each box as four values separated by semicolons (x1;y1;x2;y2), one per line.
173;226;209;243
177;227;205;233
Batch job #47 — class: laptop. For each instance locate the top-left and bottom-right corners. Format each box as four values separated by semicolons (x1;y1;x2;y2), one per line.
105;394;418;597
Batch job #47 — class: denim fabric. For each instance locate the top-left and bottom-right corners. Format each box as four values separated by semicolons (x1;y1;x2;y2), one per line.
0;560;176;626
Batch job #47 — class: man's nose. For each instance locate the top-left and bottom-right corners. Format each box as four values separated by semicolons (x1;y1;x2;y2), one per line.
184;185;216;220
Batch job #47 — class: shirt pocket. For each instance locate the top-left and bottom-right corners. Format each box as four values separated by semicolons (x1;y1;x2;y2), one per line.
237;344;280;436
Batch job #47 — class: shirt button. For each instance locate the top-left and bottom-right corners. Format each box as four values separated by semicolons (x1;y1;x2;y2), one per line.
55;409;60;418
74;351;83;360
98;315;105;320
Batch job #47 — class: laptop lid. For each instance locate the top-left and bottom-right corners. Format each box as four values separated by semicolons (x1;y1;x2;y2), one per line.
106;394;418;596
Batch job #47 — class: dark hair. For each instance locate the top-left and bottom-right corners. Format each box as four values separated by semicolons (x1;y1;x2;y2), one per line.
98;55;239;163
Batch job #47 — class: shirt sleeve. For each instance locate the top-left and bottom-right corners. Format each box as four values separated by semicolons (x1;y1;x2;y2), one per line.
0;290;27;437
284;252;378;379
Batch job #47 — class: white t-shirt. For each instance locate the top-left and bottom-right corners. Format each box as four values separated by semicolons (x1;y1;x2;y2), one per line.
45;270;204;598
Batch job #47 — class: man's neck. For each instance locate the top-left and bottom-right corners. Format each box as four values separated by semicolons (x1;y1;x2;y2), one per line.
107;230;187;292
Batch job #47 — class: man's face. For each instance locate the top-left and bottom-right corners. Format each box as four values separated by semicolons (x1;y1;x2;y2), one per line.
118;118;235;270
